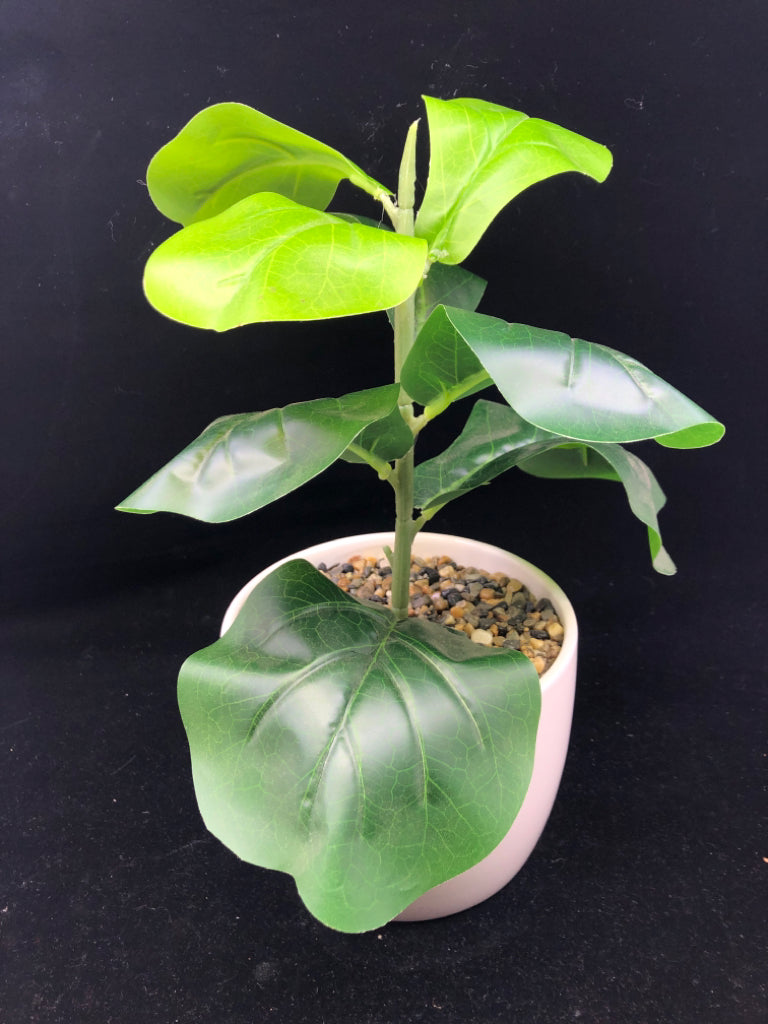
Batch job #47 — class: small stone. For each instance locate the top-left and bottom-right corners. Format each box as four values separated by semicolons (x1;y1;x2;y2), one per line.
470;628;493;646
503;631;521;650
532;656;546;674
546;621;564;641
479;587;499;601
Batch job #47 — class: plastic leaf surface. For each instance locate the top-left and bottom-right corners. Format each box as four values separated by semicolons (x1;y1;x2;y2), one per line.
341;404;414;465
387;261;487;336
178;559;541;932
408;307;724;447
415;400;676;574
416;96;613;264
520;441;677;574
143;193;428;330
116;385;401;523
147;102;388;226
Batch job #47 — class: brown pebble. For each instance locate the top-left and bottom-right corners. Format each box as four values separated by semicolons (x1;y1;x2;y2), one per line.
546;621;564;641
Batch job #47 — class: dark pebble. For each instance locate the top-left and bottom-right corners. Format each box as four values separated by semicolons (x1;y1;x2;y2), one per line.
340;563;355;573
530;629;550;640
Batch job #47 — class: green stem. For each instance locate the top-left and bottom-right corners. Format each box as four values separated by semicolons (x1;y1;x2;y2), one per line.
389;119;420;620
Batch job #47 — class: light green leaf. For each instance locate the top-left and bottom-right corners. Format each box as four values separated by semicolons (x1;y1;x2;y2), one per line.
416;96;613;264
415;399;677;574
116;385;401;523
178;558;540;932
147;102;388;226
407;307;724;448
336;219;488;336
143;193;428;330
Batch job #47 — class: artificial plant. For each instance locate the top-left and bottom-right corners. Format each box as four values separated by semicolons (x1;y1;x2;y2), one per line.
119;97;723;931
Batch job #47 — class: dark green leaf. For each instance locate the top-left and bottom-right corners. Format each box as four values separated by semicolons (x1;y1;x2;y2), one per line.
341;403;414;465
178;559;541;932
143;193;428;330
415;400;677;574
416;96;612;264
147;102;388;226
520;441;676;574
117;385;401;523
413;401;557;510
513;444;620;481
408;307;724;448
412;262;487;335
400;303;490;410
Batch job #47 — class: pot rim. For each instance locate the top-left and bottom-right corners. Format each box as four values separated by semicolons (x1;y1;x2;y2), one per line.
221;531;578;692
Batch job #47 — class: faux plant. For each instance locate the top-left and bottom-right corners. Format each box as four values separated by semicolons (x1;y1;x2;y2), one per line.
119;97;723;932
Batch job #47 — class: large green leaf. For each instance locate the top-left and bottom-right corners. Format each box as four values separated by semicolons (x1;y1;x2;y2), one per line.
117;385;401;523
416;96;613;264
178;558;541;932
147;102;388;226
415;400;676;574
143;193;428;330
404;306;725;448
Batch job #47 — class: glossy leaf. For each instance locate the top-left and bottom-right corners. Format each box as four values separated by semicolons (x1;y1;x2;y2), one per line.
147;102;388;226
413;400;559;511
385;261;488;336
415;400;676;574
178;558;541;932
520;440;676;574
143;193;428;330
341;403;413;466
416;96;613;264
406;307;725;447
117;385;401;523
400;304;489;410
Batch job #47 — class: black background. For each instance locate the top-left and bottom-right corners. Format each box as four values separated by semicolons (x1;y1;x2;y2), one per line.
2;2;766;1022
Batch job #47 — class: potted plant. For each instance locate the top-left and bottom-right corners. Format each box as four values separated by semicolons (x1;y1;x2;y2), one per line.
118;96;723;932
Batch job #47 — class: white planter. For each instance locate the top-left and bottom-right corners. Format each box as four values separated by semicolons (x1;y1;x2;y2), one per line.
221;532;578;923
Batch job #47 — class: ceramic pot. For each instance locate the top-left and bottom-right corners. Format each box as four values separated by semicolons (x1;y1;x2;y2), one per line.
221;532;578;923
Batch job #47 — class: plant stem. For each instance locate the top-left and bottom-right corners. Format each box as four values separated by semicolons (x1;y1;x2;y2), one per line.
389;119;420;620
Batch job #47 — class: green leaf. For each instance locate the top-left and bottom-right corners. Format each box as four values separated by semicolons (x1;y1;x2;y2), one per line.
143;193;428;330
147;102;388;226
400;304;490;411
416;96;613;264
512;443;620;481
520;441;676;574
341;403;413;466
408;307;725;447
178;558;541;932
415;399;677;574
413;400;557;511
386;261;487;335
116;385;401;523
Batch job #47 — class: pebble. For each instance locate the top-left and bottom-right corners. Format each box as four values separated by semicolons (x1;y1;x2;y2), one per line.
319;554;564;676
